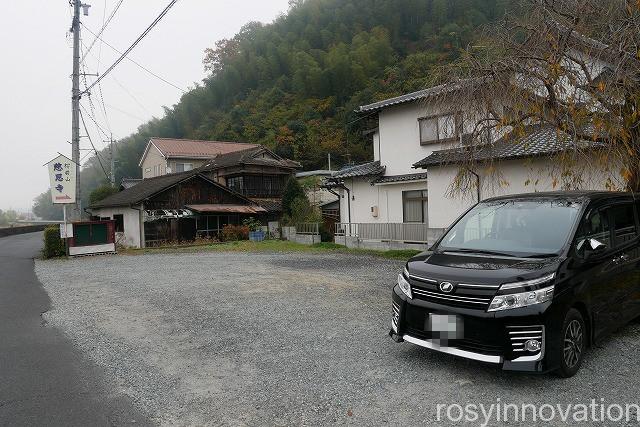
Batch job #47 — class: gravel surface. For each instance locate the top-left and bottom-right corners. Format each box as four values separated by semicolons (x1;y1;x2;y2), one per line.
36;251;640;426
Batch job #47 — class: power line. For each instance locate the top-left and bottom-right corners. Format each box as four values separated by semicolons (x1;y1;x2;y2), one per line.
81;22;185;93
80;0;124;64
81;0;180;94
80;103;113;140
79;109;110;180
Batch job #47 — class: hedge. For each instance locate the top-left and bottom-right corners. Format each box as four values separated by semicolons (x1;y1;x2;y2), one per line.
43;226;66;258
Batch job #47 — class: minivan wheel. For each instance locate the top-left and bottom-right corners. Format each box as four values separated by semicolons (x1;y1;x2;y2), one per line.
556;308;586;378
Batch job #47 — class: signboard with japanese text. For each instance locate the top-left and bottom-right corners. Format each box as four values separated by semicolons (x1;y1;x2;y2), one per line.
46;154;77;204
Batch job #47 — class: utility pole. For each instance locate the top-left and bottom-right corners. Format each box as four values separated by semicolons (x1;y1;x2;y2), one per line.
70;0;82;219
109;135;116;187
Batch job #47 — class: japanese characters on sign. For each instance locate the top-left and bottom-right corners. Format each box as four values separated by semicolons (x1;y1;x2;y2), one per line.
46;154;77;204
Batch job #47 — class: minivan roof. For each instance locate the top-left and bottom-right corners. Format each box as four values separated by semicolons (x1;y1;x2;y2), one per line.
482;190;633;203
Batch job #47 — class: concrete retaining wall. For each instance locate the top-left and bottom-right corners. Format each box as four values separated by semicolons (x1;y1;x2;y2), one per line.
0;225;48;238
334;227;445;251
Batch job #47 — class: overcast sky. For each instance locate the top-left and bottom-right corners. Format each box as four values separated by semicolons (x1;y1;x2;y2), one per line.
0;0;290;212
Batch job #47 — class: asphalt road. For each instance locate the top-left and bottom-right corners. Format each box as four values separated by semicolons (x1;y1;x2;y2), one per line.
35;249;640;426
0;232;149;427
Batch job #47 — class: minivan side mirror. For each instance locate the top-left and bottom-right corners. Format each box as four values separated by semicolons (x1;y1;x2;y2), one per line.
579;238;607;259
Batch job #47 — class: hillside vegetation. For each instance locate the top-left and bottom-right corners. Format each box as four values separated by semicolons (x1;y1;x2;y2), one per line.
34;0;510;219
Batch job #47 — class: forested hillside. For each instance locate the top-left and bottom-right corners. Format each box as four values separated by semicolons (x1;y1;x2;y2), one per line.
34;0;511;219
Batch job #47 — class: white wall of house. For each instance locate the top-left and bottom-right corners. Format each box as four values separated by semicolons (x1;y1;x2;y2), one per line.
337;178;428;224
90;206;142;248
377;102;471;175
427;155;624;229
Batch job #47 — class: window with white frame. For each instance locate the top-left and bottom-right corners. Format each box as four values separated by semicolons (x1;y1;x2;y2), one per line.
419;112;462;145
403;190;428;224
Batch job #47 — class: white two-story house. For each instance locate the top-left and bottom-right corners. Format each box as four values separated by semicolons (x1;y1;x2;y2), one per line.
327;77;621;247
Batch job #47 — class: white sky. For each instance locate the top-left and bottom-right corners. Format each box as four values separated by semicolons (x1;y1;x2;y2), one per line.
0;0;290;212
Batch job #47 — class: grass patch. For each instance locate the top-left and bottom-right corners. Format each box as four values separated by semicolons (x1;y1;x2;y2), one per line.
119;239;422;260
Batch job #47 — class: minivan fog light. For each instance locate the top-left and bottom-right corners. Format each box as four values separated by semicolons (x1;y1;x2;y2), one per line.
487;285;554;312
524;339;541;352
397;268;412;299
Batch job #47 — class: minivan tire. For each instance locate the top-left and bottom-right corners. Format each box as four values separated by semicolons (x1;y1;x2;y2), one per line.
556;308;586;378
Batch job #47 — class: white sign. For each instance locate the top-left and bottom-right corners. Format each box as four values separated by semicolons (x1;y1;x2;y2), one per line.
59;223;74;238
46;154;77;204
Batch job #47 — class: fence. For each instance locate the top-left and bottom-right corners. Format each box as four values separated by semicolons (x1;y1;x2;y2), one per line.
295;222;320;235
335;222;444;245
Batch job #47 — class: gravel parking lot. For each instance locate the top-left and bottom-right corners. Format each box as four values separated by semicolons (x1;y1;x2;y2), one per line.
36;250;640;426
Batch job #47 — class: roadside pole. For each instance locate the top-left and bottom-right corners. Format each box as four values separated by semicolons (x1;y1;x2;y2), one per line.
63;205;70;257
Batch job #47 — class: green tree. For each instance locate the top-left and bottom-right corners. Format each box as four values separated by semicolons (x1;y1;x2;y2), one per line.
89;185;119;206
281;177;307;217
32;191;63;221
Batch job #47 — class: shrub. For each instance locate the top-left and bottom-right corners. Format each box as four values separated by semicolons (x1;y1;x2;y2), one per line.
43;226;65;258
221;224;249;241
282;177;306;217
242;217;262;232
319;224;333;242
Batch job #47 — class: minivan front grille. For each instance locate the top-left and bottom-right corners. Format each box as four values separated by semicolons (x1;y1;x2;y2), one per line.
507;325;544;353
408;274;495;310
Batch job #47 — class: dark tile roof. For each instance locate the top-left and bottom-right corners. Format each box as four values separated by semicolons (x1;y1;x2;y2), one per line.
90;172;254;209
249;198;282;213
357;77;485;113
198;146;300;171
413;126;605;168
329;161;385;179
91;171;196;208
374;172;428;184
120;178;142;189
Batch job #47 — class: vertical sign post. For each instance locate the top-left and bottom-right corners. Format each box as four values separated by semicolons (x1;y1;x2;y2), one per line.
45;154;78;256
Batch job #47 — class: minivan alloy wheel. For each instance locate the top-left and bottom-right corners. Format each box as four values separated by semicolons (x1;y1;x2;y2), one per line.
564;319;583;369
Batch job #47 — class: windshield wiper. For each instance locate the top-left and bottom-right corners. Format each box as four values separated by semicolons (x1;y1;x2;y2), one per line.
524;253;559;259
441;248;515;257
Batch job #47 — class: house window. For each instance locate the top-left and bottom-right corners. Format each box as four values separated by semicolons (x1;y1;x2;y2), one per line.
227;176;244;193
175;162;193;172
403;190;428;223
113;214;124;232
419;112;462;145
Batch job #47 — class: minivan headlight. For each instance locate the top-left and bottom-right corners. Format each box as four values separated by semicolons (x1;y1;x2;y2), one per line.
487;285;554;312
397;268;412;299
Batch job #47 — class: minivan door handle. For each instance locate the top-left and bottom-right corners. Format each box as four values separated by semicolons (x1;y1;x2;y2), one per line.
613;254;630;264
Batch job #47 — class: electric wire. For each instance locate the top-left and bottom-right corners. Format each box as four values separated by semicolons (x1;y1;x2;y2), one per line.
80;0;124;64
79;110;110;180
81;22;185;93
82;0;180;94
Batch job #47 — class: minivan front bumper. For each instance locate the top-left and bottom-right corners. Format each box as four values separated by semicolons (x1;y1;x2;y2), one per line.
391;285;560;373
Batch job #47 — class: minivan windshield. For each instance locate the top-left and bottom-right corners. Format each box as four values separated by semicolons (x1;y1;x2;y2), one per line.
436;199;584;258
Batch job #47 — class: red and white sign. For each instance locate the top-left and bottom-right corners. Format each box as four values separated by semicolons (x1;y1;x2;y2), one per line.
46;154;77;204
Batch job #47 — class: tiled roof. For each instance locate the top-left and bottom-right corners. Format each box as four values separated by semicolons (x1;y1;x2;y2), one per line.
357;77;484;113
329;161;385;179
120;178;142;189
250;198;282;213
90;172;253;209
413;126;605;168
373;172;428;184
198;146;301;171
150;138;260;159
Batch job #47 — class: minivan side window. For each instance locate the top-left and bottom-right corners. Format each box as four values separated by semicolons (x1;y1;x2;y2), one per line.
610;203;638;247
576;209;612;255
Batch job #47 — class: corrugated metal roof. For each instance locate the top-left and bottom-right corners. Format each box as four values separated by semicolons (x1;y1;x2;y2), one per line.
413;126;605;168
186;204;267;214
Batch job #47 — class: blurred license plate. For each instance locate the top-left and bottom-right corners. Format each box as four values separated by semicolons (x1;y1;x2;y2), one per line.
427;313;463;340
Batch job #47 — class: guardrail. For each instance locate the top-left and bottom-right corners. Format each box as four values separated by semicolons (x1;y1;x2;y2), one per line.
335;222;433;243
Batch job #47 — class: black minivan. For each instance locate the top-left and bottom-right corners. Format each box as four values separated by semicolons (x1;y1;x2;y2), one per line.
390;191;640;377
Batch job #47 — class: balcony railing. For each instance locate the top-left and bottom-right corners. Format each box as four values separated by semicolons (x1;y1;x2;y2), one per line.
335;222;441;244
